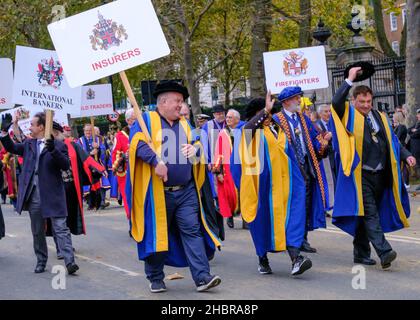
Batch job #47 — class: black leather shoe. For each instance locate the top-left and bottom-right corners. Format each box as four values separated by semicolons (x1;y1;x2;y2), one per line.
354;257;376;265
381;250;397;269
34;265;45;273
66;263;79;275
300;242;317;253
227;217;234;229
258;256;272;275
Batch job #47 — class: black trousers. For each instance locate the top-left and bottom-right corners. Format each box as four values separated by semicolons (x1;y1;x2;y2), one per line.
353;170;393;259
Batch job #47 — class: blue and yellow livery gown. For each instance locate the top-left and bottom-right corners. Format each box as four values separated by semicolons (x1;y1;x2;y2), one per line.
230;124;307;257
125;111;222;267
329;102;410;235
272;112;329;232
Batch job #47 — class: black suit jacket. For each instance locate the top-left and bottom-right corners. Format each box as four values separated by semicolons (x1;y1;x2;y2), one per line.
0;135;70;218
331;81;411;163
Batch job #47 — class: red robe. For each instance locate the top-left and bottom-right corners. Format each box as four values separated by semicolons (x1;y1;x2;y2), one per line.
213;128;238;218
112;130;130;219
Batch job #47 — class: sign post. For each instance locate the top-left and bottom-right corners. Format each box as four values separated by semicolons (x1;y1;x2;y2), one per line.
48;0;171;146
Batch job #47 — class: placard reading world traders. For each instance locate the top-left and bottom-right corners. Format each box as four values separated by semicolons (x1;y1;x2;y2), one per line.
0;58;14;109
71;84;114;118
12;46;82;113
48;0;170;88
263;46;329;94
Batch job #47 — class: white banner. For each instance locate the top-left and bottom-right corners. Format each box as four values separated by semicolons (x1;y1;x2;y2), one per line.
12;46;82;114
0;58;14;109
263;46;329;94
71;84;114;118
48;0;170;88
0;106;69;136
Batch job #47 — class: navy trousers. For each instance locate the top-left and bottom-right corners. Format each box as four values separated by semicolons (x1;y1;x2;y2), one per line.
144;182;211;286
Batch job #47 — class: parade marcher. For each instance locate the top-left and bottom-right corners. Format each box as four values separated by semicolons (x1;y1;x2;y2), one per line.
201;104;227;200
330;65;416;268
393;112;409;188
78;124;109;210
408;109;420;180
316;104;336;214
213;109;245;229
272;87;330;254
195;114;210;129
47;122;106;258
231;95;312;276
180;102;191;121
0;113;79;274
95;126;111;209
112;108;136;220
126;81;222;293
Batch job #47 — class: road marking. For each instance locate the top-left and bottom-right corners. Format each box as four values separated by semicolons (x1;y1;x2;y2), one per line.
47;245;141;277
318;228;420;245
5;233;17;238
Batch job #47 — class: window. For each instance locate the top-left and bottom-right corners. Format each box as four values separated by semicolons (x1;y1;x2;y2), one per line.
392;41;400;56
402;9;407;26
390;12;398;31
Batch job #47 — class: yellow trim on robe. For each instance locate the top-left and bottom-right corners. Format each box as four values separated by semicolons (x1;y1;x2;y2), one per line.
379;112;409;228
239;129;261;223
129;112;221;251
264;126;288;252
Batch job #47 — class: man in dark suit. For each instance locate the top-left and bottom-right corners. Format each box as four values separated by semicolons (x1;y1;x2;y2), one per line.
332;67;416;268
316;104;336;214
0;112;79;274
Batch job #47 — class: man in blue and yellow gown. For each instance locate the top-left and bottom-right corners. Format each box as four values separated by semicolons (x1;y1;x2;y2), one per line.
231;91;327;276
330;66;416;269
126;81;222;293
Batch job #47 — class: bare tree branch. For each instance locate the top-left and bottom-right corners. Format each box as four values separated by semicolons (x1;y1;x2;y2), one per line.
189;0;215;40
271;3;302;24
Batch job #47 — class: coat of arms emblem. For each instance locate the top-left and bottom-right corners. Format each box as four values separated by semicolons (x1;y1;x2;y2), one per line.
37;57;63;89
90;12;128;51
283;51;309;77
86;88;95;100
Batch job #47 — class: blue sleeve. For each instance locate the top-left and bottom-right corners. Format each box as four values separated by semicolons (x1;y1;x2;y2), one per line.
136;141;158;167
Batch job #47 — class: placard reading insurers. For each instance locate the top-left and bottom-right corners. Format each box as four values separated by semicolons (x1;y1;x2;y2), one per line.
92;48;141;71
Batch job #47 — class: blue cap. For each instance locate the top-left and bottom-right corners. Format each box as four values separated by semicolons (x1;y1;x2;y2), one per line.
277;86;304;102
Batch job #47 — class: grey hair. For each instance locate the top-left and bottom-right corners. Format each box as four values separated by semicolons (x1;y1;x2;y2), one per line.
317;104;331;114
227;109;240;120
156;92;171;106
125;108;134;120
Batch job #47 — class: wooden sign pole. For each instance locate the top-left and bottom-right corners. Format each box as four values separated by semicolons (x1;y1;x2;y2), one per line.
90;116;98;161
44;109;54;139
119;71;152;144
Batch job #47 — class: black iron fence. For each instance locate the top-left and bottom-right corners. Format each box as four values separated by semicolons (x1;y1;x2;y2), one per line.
331;58;406;112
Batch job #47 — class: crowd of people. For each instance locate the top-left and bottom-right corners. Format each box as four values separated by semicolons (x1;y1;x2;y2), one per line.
0;65;417;294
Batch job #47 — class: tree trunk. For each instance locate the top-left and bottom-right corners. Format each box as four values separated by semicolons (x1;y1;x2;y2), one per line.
406;0;420;127
183;38;201;120
298;0;312;47
249;0;273;98
372;0;398;58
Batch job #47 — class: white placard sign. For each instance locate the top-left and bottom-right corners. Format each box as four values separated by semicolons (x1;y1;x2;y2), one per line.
12;46;82;113
48;0;170;88
71;84;114;118
0;58;14;109
263;46;329;94
0;106;69;136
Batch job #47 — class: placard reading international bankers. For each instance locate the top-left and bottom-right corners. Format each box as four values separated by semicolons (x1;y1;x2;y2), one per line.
12;45;82;113
48;0;170;88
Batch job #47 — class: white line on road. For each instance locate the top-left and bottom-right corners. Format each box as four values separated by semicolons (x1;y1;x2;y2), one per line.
6;233;17;238
47;245;141;277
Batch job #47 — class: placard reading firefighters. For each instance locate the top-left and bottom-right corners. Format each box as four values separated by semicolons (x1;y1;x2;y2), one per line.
12;46;82;113
0;58;14;109
71;84;114;118
263;46;329;94
47;0;170;88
